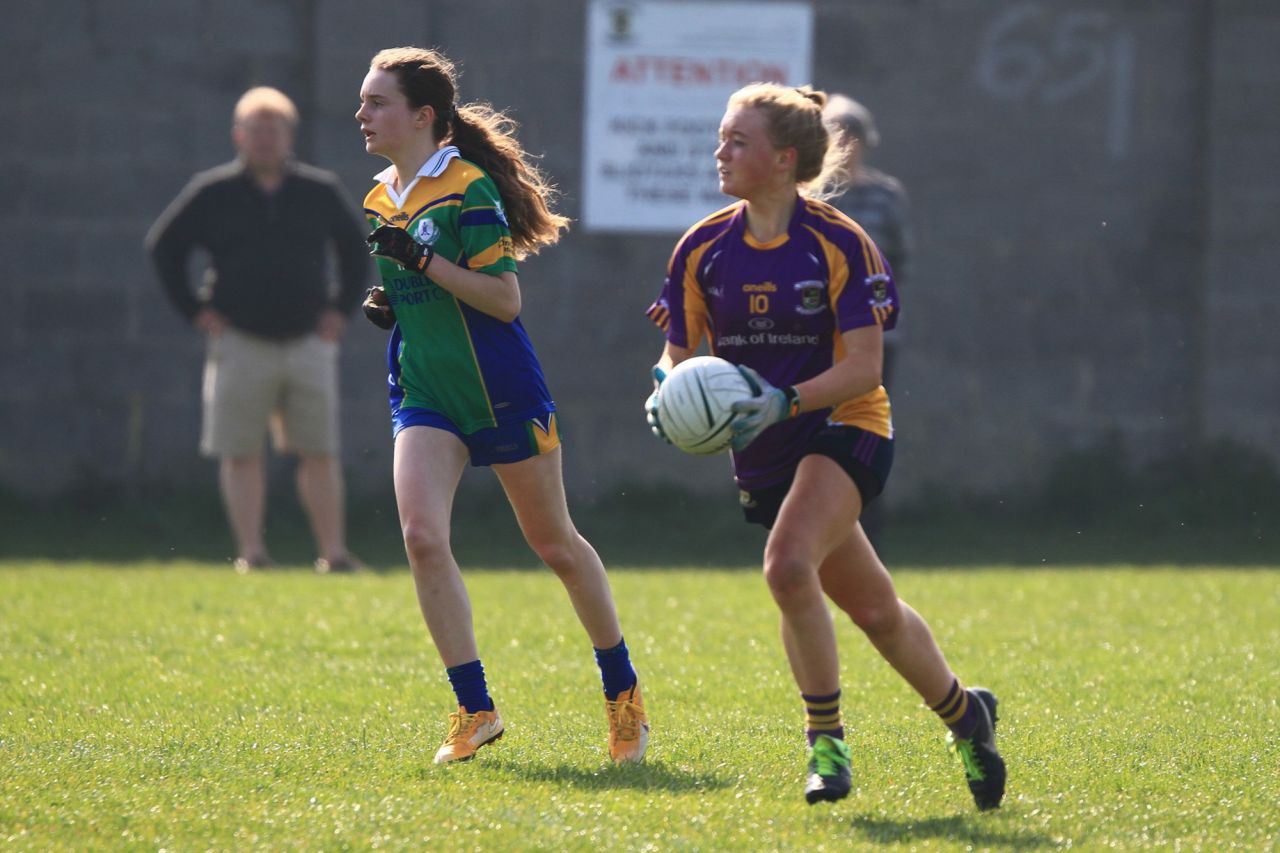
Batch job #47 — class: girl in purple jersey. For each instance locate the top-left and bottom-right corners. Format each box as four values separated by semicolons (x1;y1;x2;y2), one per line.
645;83;1005;809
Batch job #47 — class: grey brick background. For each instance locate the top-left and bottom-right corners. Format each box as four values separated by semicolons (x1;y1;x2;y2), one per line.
1;0;1276;508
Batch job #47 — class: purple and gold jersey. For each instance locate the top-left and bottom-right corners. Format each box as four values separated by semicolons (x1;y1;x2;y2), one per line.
364;147;553;434
647;196;899;489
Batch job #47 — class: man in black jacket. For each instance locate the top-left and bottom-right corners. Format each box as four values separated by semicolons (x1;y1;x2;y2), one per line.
147;86;369;574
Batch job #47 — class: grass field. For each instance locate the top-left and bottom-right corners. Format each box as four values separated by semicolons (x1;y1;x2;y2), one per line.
2;562;1277;851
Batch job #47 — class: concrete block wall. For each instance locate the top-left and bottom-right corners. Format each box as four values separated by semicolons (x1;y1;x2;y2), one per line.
1;0;1275;507
1203;1;1280;456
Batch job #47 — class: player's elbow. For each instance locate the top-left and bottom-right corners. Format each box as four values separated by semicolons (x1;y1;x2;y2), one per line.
491;297;520;324
493;283;521;323
841;356;883;396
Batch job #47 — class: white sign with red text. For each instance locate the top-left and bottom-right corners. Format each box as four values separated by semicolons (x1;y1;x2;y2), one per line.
582;0;814;232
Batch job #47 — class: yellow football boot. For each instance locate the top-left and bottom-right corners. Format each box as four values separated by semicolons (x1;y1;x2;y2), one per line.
433;706;504;764
605;682;650;763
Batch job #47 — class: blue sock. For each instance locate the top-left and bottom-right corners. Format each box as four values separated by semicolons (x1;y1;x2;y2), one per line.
446;659;493;713
594;637;637;700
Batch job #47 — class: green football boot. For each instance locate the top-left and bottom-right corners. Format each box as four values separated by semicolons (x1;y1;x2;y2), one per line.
946;687;1006;811
804;734;853;804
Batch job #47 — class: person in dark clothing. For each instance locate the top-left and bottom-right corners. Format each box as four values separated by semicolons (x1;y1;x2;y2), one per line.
146;86;370;574
822;95;915;552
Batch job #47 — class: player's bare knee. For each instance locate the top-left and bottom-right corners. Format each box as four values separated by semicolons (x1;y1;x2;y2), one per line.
763;551;818;604
526;532;579;575
846;598;903;638
401;520;451;568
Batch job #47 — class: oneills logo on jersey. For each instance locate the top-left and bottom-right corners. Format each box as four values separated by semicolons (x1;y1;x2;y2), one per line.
413;218;439;246
493;199;510;228
794;280;827;315
866;273;895;324
391;212;410;222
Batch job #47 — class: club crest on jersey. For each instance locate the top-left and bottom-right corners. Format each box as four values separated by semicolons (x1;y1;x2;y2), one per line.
793;280;827;315
866;273;893;309
413;217;439;246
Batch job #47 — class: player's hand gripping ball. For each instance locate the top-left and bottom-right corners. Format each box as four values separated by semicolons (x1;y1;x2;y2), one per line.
644;365;670;444
728;365;794;452
653;356;757;455
362;286;395;330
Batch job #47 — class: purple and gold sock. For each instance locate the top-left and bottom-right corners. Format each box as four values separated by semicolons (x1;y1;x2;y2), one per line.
802;689;844;747
930;678;979;739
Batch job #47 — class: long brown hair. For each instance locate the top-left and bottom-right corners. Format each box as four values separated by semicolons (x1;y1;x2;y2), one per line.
370;46;569;257
727;83;850;201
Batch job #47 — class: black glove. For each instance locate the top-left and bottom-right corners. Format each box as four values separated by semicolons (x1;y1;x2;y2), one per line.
367;225;435;274
362;286;395;330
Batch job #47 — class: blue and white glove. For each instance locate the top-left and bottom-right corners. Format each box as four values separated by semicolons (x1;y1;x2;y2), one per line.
729;365;799;451
644;365;670;443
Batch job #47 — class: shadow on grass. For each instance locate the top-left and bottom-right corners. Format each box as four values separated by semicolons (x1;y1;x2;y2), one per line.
848;812;1065;850
479;756;732;793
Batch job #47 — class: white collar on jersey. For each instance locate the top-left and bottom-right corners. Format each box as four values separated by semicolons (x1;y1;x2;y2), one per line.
373;145;461;207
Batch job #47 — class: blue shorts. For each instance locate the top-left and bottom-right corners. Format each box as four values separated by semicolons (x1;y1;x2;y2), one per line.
738;424;894;529
392;406;561;467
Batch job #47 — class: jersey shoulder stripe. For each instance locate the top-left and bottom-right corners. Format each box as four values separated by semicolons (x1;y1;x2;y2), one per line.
671;202;740;257
409;194;465;221
689;201;740;231
802;197;861;232
360;156;488;216
667;203;739;281
647;302;671;331
801;198;886;276
459;208;504;227
467;242;511;270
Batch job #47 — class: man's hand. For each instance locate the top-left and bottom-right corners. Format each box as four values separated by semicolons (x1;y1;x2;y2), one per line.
729;365;797;451
362;286;395;330
366;225;434;274
194;307;227;337
317;308;347;342
644;365;671;443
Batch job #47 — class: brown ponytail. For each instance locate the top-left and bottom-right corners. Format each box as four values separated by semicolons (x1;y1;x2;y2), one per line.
370;47;569;257
449;104;570;257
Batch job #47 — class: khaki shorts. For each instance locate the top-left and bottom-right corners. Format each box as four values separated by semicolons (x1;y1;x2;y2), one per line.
200;328;340;457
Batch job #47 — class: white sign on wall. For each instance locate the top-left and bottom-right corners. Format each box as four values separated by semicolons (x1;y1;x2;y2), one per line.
582;0;814;232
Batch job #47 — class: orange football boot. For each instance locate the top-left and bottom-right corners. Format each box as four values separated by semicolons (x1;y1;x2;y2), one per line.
605;682;650;763
433;706;504;764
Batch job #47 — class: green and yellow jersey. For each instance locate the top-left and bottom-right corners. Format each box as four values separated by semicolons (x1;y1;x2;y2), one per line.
364;146;553;435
